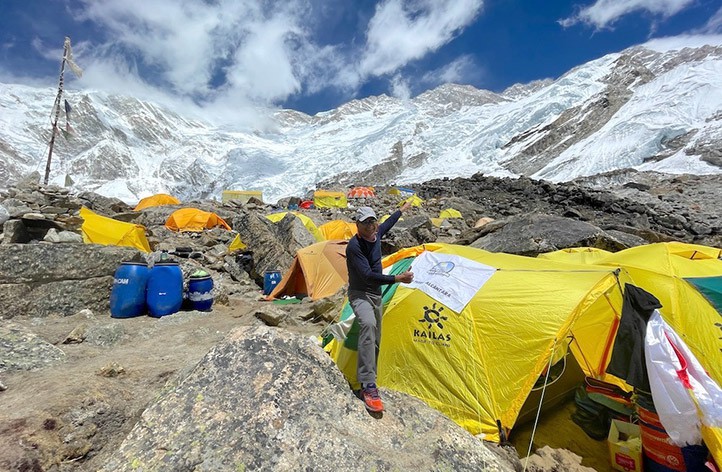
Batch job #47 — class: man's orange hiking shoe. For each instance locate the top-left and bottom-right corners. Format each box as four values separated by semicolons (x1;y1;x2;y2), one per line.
362;384;384;412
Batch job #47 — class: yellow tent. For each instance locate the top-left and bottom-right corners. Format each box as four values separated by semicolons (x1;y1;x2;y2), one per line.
593;242;722;387
439;208;462;219
165;208;231;232
387;187;415;197
265;211;324;242
319;220;357;241
221;190;263;204
400;194;424;207
133;193;180;211
538;247;613;265
327;243;632;441
313;190;347;209
80;207;151;253
550;242;722;464
268;240;348;300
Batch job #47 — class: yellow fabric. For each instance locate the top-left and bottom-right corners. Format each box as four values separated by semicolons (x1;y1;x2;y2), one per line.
329;243;630;441
133;193;180;211
165;208;231;232
265;211;324;242
319;220;357;241
702;425;722;467
228;234;247;252
439;208;462;219
430;217;445;227
594;242;722;388
313;190;347;208
80;207;151;253
538;247;613;265
401;194;424;207
221;190;263;204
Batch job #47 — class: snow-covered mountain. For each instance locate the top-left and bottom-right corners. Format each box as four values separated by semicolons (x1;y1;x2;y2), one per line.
1;35;721;204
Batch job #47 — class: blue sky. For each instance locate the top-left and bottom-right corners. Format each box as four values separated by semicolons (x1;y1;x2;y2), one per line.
1;0;721;123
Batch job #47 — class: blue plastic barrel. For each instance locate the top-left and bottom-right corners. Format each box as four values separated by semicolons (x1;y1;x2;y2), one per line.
110;262;149;318
147;262;183;317
188;275;214;311
263;270;282;295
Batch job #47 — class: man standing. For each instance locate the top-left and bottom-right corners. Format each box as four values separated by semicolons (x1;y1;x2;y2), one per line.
346;202;414;412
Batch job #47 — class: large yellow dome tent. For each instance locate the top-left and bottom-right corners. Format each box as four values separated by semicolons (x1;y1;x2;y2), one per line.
80;207;151;253
326;243;632;442
268;240;349;300
165;208;231;232
133;193;180;211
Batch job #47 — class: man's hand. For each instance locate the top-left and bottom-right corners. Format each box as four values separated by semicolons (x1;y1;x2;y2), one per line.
395;271;414;284
400;201;412;213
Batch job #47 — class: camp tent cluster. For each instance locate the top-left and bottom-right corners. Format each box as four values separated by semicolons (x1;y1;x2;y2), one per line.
322;242;722;464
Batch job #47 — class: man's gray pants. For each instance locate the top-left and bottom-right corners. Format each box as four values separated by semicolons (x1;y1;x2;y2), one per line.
349;289;383;387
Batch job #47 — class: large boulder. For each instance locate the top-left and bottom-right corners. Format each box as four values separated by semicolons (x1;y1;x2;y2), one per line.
101;326;515;472
0;243;141;318
469;213;637;256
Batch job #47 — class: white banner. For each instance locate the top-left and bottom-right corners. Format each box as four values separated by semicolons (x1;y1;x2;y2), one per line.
403;251;496;313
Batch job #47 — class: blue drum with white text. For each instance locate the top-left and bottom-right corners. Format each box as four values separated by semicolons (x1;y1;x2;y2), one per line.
110;262;149;318
147;262;183;317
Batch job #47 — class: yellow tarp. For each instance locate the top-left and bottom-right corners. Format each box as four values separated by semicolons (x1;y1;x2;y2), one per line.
319;220;357;241
165;208;231;232
328;243;631;441
265;211;324;242
228;234;247;252
133;193;180;211
313;190;347;208
80;207;151;253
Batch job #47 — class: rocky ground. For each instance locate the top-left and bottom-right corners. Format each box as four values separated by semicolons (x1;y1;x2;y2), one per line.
0;169;719;471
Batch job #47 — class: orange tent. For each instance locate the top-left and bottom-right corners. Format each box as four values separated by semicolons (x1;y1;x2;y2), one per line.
165;208;231;232
134;193;180;211
319;220;357;241
268;240;348;300
347;186;376;198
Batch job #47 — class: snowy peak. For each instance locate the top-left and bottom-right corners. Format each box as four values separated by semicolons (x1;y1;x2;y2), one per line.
1;35;721;204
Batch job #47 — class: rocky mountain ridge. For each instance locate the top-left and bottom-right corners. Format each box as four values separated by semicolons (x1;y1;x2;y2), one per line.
1;37;721;204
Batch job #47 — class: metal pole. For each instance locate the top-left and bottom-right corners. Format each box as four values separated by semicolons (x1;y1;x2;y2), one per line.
43;40;68;185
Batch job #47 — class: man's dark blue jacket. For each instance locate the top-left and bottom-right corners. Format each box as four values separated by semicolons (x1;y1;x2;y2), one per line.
346;210;402;295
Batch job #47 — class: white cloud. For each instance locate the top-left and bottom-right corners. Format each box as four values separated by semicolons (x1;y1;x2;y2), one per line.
560;0;694;29
360;0;484;78
421;55;482;87
11;0;487;123
699;6;722;34
390;74;411;99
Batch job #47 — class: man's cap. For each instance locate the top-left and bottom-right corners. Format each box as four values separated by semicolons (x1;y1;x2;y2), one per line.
355;207;377;223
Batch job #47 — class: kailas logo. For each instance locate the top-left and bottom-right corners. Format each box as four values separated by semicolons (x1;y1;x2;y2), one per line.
413;303;451;344
428;261;455;276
